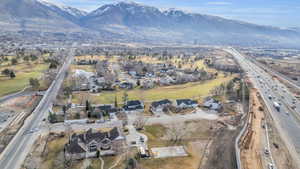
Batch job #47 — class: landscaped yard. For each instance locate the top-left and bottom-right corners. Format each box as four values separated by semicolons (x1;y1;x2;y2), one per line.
72;74;235;104
0;63;48;97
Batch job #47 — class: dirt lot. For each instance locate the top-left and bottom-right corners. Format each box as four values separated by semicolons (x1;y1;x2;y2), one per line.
241;88;299;169
0;95;41;153
201;126;240;169
140;122;216;169
240;89;264;169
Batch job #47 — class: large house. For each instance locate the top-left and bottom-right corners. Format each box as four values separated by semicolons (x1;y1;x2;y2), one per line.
150;99;172;113
175;99;198;108
203;98;222;111
123;100;144;113
64;127;124;160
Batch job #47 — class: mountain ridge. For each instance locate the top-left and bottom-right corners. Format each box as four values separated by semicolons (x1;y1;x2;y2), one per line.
0;0;299;46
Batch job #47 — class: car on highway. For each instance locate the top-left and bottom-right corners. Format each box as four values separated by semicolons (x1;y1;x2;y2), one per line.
264;148;270;155
268;163;274;169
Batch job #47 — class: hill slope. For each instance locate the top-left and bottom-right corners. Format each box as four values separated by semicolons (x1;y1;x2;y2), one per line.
0;0;299;46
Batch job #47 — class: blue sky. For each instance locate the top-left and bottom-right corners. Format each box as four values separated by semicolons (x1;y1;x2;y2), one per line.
47;0;300;28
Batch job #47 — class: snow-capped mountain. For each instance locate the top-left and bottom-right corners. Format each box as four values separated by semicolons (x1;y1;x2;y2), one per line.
37;0;87;18
82;1;164;27
0;0;299;46
0;0;85;32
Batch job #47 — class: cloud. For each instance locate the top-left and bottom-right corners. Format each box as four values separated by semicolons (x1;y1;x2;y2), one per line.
206;1;232;6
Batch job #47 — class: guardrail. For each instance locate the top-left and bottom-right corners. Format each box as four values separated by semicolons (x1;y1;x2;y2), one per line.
234;93;252;169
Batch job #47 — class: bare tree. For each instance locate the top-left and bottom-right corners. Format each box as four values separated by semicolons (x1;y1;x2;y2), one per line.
134;113;147;130
166;123;187;144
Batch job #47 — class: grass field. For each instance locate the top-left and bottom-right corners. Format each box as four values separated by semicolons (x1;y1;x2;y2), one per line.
41;137;68;169
0;63;48;97
72;74;235;105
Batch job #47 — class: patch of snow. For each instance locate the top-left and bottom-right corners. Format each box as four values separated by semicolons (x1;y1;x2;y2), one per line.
38;0;86;17
92;6;111;16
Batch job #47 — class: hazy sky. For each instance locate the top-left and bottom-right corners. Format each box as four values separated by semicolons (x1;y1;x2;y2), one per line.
47;0;300;28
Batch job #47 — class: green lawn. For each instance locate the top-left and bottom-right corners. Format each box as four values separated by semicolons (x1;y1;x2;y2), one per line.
73;74;235;104
0;64;48;97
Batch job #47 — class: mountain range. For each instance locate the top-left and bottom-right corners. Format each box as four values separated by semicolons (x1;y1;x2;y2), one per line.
1;0;300;46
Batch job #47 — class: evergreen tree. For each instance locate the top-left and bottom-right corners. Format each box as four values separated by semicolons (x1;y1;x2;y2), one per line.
9;71;16;79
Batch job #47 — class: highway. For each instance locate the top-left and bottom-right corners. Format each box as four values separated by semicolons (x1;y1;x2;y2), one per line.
225;47;300;167
0;49;74;169
251;58;300;91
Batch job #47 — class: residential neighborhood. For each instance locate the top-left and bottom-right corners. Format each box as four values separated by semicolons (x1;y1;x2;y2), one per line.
0;3;299;168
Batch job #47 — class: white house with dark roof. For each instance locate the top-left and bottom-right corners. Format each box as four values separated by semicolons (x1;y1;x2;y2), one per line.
175;99;198;108
123;100;144;113
203;98;222;111
150;99;172;113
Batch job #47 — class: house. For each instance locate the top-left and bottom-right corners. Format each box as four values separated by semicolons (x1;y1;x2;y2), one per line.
123;100;144;113
158;76;175;85
175;99;198;108
88;76;105;93
119;82;134;89
128;70;137;77
150;99;172;113
141;79;155;89
64;127;124;160
98;105;119;116
139;146;150;158
72;69;95;91
203;98;222;110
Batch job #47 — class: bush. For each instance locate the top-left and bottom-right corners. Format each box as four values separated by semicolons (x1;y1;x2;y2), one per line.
11;58;18;65
29;78;40;88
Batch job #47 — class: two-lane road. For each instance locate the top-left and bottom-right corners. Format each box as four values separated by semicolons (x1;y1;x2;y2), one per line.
0;49;74;169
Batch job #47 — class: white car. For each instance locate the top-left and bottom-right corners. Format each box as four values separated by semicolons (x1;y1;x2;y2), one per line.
268;163;274;169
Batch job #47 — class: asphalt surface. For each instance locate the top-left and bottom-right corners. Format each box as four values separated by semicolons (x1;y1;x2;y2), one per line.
0;91;38;104
252;59;300;90
0;49;74;169
225;47;300;165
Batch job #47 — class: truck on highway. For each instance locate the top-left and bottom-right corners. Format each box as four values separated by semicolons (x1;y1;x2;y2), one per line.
273;102;280;112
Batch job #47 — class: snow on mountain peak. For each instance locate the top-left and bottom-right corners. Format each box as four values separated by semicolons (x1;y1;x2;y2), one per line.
37;0;87;17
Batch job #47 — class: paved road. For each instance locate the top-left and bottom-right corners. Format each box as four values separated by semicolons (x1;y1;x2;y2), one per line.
251;59;300;90
225;47;300;166
0;91;38;104
0;49;74;169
